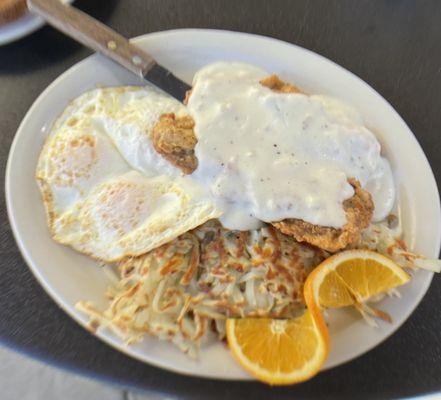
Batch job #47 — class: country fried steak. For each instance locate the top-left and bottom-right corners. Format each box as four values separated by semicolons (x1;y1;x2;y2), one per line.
272;179;374;252
151;76;374;252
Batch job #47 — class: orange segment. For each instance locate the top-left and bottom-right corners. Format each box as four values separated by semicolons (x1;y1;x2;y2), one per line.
226;310;329;385
317;270;355;308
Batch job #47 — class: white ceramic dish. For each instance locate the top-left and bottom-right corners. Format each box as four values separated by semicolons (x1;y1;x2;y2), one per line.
0;0;73;46
6;29;441;380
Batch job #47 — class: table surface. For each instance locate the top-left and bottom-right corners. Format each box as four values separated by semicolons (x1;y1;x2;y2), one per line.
1;1;440;398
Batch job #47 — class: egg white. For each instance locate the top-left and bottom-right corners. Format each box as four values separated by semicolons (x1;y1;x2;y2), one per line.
53;171;219;261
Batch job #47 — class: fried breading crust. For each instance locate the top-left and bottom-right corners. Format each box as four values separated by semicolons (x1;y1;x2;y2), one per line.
272;179;374;252
151;113;198;174
260;75;302;93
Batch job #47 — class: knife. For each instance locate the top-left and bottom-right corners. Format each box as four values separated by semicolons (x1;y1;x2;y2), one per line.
27;0;191;101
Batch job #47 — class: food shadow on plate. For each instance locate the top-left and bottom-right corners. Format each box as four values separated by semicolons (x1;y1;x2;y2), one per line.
0;0;118;74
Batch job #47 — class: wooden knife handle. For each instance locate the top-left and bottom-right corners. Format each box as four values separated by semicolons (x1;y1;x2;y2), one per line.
27;0;157;78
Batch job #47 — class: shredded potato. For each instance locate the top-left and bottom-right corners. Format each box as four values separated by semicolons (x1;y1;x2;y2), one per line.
351;216;441;273
77;220;325;355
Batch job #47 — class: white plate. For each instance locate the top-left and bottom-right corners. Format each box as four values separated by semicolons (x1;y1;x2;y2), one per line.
0;0;73;46
6;29;441;380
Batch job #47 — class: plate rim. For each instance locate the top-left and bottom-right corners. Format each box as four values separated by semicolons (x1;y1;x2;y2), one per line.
5;28;441;381
0;14;44;46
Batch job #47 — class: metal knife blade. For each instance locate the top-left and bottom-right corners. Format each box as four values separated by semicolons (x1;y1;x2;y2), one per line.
144;64;191;101
27;0;191;101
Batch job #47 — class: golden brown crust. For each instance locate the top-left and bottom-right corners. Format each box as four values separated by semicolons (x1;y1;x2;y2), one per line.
0;0;27;24
259;75;302;94
151;113;198;174
272;179;374;252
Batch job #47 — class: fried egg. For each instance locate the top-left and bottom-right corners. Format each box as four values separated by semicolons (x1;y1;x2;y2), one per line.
37;86;219;262
53;171;219;261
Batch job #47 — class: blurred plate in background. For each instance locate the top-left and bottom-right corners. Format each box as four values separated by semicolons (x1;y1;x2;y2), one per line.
0;0;73;45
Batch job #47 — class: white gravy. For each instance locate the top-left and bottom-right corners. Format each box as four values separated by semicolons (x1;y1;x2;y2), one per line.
186;62;395;230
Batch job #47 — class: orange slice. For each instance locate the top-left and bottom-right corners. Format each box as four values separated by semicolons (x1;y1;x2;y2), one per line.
304;249;410;309
226;310;329;385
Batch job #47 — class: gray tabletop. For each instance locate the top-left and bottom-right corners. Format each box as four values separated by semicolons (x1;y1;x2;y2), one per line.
1;1;440;399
